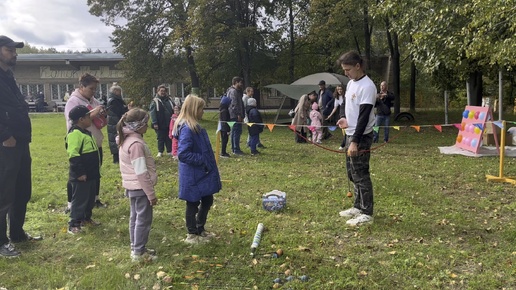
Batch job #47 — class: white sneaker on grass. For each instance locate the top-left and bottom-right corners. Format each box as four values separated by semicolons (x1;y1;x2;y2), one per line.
184;234;210;244
199;231;216;238
339;207;362;218
156;152;163;157
346;214;373;226
131;251;158;262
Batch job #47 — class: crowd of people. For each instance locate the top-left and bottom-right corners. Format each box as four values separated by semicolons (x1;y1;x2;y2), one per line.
0;33;391;261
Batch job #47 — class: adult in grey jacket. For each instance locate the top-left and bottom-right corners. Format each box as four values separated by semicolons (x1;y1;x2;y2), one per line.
227;76;244;155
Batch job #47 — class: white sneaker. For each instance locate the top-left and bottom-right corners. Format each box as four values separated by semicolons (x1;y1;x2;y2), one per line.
156;152;163;157
346;214;373;226
199;231;216;238
131;251;158;262
339;207;362;218
339;146;345;150
184;234;210;244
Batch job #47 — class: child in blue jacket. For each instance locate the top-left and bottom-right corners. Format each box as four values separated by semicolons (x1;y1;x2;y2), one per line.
172;95;222;244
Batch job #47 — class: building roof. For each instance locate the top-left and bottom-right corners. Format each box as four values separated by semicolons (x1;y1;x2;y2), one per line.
17;53;124;62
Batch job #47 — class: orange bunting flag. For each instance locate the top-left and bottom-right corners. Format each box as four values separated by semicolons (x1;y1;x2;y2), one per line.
266;124;275;132
434;125;442;132
373;126;379;133
393;126;400;130
411;125;420;132
228;121;235;128
288;125;296;131
246;122;255;127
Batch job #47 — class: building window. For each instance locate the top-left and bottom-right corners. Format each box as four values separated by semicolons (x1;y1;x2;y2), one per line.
51;84;75;101
18;84;43;100
262;87;283;99
98;83;108;99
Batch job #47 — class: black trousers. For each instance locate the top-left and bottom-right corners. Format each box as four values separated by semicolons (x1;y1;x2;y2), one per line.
69;179;97;227
0;143;32;245
220;131;229;155
155;128;172;154
295;128;307;143
67;147;102;203
185;195;214;234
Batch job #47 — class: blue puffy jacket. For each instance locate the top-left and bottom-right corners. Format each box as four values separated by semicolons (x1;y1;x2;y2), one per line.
176;123;222;202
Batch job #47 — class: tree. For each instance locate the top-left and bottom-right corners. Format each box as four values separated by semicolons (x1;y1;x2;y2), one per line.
376;0;516;107
89;0;198;99
17;43;59;54
461;0;516;70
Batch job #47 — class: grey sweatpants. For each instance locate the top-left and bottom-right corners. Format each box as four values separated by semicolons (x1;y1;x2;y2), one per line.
129;193;153;255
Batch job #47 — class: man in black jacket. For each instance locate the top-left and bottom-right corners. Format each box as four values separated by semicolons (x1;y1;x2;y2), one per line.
373;81;395;143
106;83;129;163
149;85;175;157
0;35;36;257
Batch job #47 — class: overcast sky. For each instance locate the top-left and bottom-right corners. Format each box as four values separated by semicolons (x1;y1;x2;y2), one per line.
0;0;116;52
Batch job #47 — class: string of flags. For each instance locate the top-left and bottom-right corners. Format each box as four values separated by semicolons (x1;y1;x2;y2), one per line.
217;120;512;134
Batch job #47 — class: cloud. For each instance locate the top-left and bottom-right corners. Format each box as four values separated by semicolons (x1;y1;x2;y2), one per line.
0;0;115;52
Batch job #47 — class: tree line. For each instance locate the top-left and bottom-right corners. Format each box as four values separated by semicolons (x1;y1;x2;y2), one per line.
81;0;516;110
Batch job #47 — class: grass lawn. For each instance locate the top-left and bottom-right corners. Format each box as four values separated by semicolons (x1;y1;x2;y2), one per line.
1;109;516;289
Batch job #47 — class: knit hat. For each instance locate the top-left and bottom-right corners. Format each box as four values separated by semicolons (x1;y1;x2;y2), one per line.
69;105;90;122
109;82;122;93
247;97;257;107
312;102;319;110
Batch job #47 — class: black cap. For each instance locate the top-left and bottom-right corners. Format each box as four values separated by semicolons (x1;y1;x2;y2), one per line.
318;80;326;85
0;35;24;48
69;105;90;121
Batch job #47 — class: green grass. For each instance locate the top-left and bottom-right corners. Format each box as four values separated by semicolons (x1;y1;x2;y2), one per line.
2;110;516;289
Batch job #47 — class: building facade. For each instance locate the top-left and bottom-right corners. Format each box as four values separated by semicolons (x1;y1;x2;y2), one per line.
14;53;284;110
15;53;127;102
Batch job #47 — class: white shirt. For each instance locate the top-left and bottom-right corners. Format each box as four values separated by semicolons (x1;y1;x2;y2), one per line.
344;75;376;136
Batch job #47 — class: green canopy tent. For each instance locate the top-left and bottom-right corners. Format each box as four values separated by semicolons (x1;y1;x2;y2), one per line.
265;72;350;123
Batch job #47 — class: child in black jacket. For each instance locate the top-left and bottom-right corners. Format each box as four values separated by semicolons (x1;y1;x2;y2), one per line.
218;96;231;158
65;105;101;234
246;98;264;155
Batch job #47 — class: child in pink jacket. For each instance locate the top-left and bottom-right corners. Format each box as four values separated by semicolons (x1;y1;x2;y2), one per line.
117;108;158;262
168;105;181;159
310;102;323;144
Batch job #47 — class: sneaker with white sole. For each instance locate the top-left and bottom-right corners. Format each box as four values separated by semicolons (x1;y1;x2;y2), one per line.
67;226;82;235
0;243;20;258
346;214;373;226
131;251;158;262
199;231;216;238
339;207;362;218
339;146;345;150
156;152;163;158
184;234;209;244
